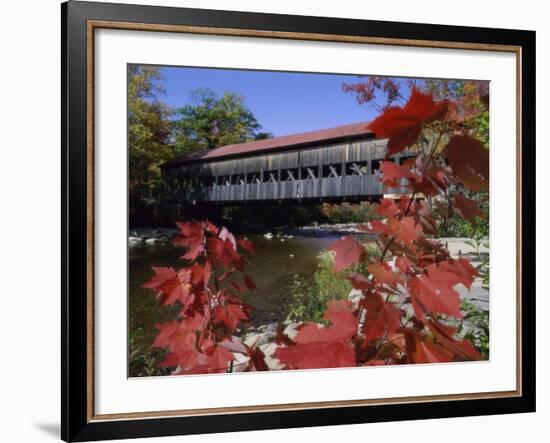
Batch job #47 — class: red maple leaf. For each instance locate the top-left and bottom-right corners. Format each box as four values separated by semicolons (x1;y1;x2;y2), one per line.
170;342;236;375
444;135;489;191
174;221;204;241
347;272;373;290
218;226;237;250
151;321;182;349
275;301;358;369
404;329;454;363
213;304;249;330
363;293;401;343
368;88;449;156
161;348;207;372
376;198;400;218
395;255;414;273
379;161;415;187
431;258;479;290
202;343;236;373
425;319;481;361
237;237;255;254
388;216;422;246
207;237;245;270
409;175;439;196
180;243;204;261
294;305;357;344
410;166;450;196
189;262;212;286
173;221;206;260
202;220;219;235
142;266;177;292
212;294;250;330
244;345;270;372
274;324;295;347
243;274;257;291
367;262;403;287
323;300;359;336
408;272;462;319
142;267;193;306
330;236;364;272
368;220;393;237
411;202;438;235
453;257;480;288
152;314;204;350
452;194;484;223
275;341;356;369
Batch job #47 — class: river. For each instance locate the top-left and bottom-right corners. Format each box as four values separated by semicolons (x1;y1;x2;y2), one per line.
128;233;342;352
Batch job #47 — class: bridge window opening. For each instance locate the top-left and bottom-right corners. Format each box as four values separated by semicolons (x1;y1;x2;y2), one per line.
262;170;278;183
300;166;317;180
281;168;299;181
372;160;382;176
197;176;216;187
322;164;342;178
248;173;261;184
219;175;231;186
346;161;369;176
234;174;246;185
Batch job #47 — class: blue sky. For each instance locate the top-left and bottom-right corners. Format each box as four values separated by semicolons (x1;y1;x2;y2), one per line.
156;66;388;137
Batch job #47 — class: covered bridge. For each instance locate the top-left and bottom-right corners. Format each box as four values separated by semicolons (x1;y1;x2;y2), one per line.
162;122;412;204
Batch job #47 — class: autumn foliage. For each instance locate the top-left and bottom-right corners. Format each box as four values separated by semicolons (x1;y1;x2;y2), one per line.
143;87;488;374
142;221;266;373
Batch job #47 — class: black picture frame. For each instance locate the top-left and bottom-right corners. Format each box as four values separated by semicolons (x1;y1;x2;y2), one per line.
61;1;536;441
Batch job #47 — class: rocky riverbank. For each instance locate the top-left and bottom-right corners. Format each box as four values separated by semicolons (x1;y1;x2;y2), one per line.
128;227;178;247
284;222;369;237
128;225;488;265
235;321;300;370
128;223;370;247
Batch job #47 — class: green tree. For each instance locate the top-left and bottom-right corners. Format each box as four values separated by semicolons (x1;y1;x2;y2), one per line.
173;88;268;153
128;65;173;222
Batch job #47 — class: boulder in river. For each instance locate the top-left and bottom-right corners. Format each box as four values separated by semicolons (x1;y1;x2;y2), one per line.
128;237;143;247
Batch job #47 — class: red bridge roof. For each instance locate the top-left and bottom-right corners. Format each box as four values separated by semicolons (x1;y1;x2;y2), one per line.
163;121;373;167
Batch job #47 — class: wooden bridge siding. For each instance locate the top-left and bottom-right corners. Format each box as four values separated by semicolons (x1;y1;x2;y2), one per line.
191;179;392;202
166;138;410;203
167;177;391;202
190;175;391;202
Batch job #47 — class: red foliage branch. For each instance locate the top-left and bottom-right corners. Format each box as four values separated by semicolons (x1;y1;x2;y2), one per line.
142;221;268;374
275;88;488;368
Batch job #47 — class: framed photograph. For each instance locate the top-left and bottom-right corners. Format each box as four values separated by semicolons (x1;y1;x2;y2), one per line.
62;1;535;441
